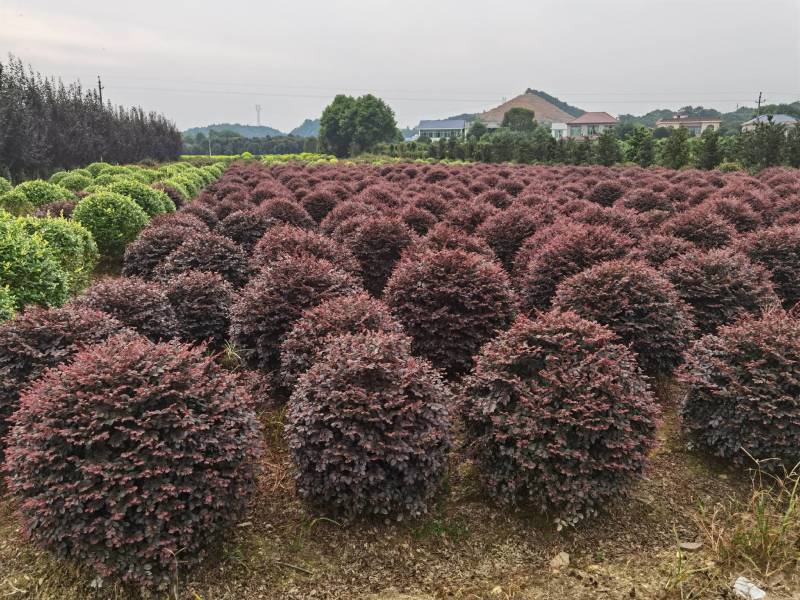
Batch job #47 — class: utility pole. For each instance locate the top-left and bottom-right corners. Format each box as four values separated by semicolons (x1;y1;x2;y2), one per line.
255;104;262;126
97;76;104;106
756;91;764;116
208;129;212;157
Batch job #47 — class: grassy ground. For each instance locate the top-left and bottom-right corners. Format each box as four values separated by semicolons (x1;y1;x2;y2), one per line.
1;388;797;600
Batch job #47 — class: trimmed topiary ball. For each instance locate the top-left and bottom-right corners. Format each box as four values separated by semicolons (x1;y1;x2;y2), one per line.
384;249;518;376
230;254;361;372
588;180;625;207
259;197;316;229
180;204;219;229
0;305;123;447
14;180;73;207
301;189;338;223
320;200;379;235
286;331;451;519
630;233;695;266
71;277;180;341
156;231;252;288
517;222;635;311
679;308;800;470
399;205;437;236
4;333;263;588
165;270;233;348
106;179;172;217
73;191;150;260
340;216;416;296
280;292;403;390
122;223;198;279
251;224;360;275
414;222;496;260
0;217;69;310
33;199;76;218
737;224;800;309
462;311;658;525
216;207;276;252
477;205;542;271
554;259;696;376
664;248;779;334
661;205;736;249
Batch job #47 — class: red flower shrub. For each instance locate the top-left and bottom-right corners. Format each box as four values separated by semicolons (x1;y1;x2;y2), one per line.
156;231;252;288
554;259;696;375
737;224;800;309
477;205;542;271
340;216;416;296
251;224;360;275
462;311;658;524
259;197;316;229
230;254;361;371
286;331;450;519
301;189;338;223
679;308;800;470
122;223;197;279
384;249;518;376
216;207;277;252
4;333;263;587
165;270;233;348
279;292;403;389
664;248;779;334
414;222;496;260
71;277;180;341
661;205;736;249
517;222;635;311
0;306;122;447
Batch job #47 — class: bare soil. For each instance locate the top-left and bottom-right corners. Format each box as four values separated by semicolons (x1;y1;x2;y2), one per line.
1;388;797;600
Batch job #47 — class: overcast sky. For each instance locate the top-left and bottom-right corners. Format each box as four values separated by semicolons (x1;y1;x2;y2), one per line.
1;0;798;132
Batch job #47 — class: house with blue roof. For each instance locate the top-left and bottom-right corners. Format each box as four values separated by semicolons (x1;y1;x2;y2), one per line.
418;119;467;140
741;114;799;132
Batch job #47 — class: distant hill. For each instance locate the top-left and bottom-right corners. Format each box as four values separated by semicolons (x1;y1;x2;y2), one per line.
524;89;585;118
290;119;321;137
184;123;284;138
480;91;578;125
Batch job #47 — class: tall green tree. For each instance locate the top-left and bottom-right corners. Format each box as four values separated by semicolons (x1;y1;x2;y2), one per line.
784;124;800;168
319;94;397;157
501;108;536;132
319;95;357;157
626;126;654;167
740;118;786;170
596;128;622;166
468;121;488;140
661;128;691;169
695;127;722;170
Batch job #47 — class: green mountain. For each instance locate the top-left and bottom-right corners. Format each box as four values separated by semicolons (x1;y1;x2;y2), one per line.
290;119;321;137
184;123;284;138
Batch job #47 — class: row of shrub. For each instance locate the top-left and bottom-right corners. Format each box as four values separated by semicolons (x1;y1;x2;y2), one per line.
1;160;800;589
0;161;226;318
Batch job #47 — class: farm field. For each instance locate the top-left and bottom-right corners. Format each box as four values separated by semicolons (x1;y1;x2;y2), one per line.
1;159;800;599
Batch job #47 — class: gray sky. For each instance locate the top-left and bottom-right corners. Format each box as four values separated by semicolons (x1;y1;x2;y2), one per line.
2;0;798;132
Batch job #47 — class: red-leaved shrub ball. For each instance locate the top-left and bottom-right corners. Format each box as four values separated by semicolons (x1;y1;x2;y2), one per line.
164;270;233;348
554;259;696;376
230;254;361;372
279;292;403;390
122;223;196;280
462;311;658;524
286;331;451;519
156;231;252;288
517;222;635;311
339;215;416;296
4;333;263;588
737;224;800;309
384;248;518;377
258;197;316;229
71;277;180;341
663;248;779;334
251;224;360;276
0;306;123;448
216;207;277;252
477;205;542;271
679;308;800;470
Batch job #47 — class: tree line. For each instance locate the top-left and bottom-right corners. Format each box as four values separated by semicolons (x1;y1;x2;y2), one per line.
0;55;182;182
182;130;318;156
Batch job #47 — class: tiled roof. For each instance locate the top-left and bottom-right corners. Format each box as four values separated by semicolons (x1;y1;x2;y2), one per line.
741;114;799;126
567;112;618;125
419;119;466;130
656;116;722;124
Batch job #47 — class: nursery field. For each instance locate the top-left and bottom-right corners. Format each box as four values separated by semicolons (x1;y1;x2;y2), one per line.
1;159;800;599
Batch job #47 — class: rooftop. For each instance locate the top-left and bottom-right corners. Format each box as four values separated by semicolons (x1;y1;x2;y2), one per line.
567;111;619;125
741;114;799;126
419;119;467;130
656;115;722;124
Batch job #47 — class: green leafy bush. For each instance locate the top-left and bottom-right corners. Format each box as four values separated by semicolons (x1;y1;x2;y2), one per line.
0;177;12;194
106;179;172;217
0;218;69;309
0;287;15;322
0;189;34;215
14;180;73;207
73;191;149;260
57;172;93;192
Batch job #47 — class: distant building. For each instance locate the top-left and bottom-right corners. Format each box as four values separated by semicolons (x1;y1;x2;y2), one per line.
418;119;467;140
550;122;568;140
655;115;721;135
740;114;799;132
567;112;619;138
